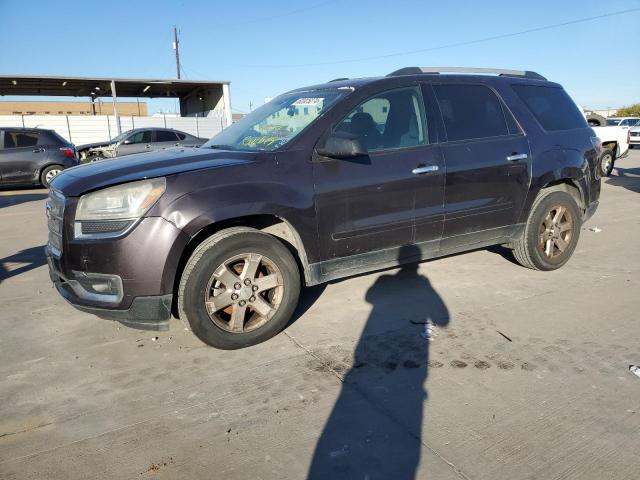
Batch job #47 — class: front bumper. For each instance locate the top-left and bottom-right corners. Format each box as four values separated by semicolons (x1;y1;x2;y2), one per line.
47;248;173;330
45;212;190;331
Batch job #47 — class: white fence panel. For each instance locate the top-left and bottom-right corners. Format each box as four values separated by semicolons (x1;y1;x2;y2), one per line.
22;115;71;140
0;115;226;144
66;116;111;145
0;115;26;128
131;117;166;129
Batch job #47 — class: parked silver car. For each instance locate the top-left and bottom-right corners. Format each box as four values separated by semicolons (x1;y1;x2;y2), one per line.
77;128;208;161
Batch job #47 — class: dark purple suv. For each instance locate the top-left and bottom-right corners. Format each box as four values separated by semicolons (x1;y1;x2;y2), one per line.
46;67;601;349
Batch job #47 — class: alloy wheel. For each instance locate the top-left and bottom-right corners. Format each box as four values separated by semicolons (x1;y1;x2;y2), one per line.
45;168;62;184
538;205;574;259
600;153;613;175
204;253;284;333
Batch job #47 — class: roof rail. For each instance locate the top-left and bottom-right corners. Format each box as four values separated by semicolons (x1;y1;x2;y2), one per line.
328;77;349;82
387;67;546;81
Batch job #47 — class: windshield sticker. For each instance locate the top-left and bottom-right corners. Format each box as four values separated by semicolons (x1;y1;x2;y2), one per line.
241;136;287;148
292;98;323;106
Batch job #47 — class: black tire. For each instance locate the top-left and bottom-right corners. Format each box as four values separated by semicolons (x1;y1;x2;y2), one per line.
178;227;301;349
512;190;581;271
598;149;615;177
40;164;64;188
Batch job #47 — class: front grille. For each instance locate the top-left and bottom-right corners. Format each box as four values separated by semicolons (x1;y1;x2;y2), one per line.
46;190;65;257
630;131;640;137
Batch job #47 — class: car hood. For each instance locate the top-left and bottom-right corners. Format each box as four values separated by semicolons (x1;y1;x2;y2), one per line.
76;141;113;150
51;147;257;196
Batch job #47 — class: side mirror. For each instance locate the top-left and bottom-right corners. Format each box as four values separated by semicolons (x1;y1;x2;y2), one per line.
316;131;368;159
122;139;132;145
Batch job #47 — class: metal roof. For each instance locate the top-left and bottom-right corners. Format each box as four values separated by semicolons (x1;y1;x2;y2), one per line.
0;74;230;98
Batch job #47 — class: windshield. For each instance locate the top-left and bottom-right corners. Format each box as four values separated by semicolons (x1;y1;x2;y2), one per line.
203;89;346;151
110;131;130;143
606;119;621;126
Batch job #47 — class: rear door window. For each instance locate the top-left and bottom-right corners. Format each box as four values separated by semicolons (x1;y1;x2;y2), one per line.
433;84;510;141
3;131;39;149
512;84;587;131
155;130;179;142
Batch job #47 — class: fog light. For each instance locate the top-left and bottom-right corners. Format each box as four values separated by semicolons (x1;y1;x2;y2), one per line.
71;271;123;302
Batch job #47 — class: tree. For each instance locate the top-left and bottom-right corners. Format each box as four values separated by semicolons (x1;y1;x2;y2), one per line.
615;104;640;117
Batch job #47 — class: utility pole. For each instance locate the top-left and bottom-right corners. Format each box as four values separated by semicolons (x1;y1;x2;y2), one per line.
173;26;181;79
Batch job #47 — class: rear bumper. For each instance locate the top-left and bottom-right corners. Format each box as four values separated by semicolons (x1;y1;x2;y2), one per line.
47;248;173;330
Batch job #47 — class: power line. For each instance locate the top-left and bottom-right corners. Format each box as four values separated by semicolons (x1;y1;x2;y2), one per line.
227;7;640;68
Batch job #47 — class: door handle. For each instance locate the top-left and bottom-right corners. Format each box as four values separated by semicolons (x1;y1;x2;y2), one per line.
145;144;151;149
32;147;45;153
506;153;528;161
412;165;439;175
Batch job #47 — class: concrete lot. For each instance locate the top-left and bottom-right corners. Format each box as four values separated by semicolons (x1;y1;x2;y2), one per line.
1;151;639;479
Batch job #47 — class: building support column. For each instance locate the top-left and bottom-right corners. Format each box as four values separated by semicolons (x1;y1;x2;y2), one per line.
110;80;121;135
222;83;232;127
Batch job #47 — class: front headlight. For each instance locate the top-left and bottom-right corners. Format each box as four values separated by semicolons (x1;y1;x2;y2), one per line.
74;178;166;238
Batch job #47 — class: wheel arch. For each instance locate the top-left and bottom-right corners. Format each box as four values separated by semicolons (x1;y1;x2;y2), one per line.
521;174;587;224
170;214;311;318
601;141;618;158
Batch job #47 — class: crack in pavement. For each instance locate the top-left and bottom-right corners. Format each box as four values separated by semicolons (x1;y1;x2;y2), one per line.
283;331;473;480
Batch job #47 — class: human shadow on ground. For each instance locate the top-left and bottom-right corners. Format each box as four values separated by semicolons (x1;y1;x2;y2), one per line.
308;244;450;479
0;246;47;284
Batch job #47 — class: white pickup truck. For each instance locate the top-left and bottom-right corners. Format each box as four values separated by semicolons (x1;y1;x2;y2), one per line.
579;107;630;176
591;125;630;176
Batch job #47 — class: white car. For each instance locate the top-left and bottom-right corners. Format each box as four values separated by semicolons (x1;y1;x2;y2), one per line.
606;117;640;129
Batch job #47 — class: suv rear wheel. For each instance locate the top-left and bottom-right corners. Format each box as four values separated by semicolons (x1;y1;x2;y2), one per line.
41;164;63;188
178;227;301;349
512;190;581;271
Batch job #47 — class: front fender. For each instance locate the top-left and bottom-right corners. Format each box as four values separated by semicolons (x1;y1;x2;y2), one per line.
149;158;319;264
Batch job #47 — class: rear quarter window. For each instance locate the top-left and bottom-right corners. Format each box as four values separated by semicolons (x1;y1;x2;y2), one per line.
512;84;586;131
39;131;67;146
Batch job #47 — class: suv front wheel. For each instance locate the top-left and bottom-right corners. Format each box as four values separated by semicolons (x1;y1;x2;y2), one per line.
178;227;301;349
512;190;581;270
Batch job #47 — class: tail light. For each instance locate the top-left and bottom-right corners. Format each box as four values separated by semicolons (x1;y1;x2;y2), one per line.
60;147;78;160
590;136;602;153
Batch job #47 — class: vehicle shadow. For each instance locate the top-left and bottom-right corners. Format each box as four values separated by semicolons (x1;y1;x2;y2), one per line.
286;284;327;328
307;244;449;479
0;246;47;284
606;166;640;193
0;191;48;208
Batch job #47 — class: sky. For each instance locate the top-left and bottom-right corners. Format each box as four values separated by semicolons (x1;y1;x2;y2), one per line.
0;0;639;114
